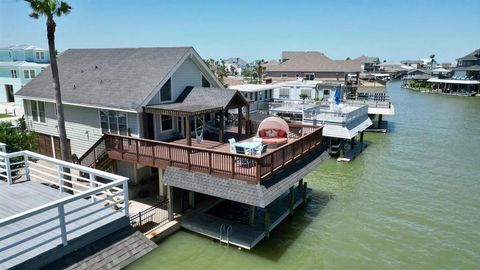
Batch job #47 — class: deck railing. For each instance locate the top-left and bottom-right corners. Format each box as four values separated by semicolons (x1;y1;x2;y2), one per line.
104;126;323;184
0;150;129;251
76;135;107;168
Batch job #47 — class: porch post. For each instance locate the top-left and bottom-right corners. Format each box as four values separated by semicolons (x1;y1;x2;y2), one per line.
238;107;243;135
188;191;195;209
219;110;225;143
378;114;383;129
186;115;192;146
167;185;174;221
248;205;255;226
245;105;250;135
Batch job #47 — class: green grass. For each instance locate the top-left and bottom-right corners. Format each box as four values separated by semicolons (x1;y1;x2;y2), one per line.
0;114;12;119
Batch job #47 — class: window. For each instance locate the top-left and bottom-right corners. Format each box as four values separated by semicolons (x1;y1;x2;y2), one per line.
10;70;17;78
254;92;258;101
160;78;172;101
24;70;35;79
305;73;315;80
161;115;173;131
36;51;45;60
279;88;289;99
31;100;46;123
300;89;311;98
281;73;288;78
99;110;128;135
8;52;11;58
202;75;210;87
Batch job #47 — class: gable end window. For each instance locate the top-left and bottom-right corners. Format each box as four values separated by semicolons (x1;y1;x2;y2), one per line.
24;70;36;79
31;100;46;123
160;78;172;102
202;75;211;87
10;70;17;78
36;51;45;60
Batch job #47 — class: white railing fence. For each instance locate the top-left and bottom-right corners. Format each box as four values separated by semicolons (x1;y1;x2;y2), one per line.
0;150;129;250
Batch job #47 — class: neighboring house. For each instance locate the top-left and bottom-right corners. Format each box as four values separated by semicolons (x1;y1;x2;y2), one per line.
16;47;222;163
224;57;250;75
427;49;480;94
401;60;424;69
0;45;50;103
354;55;380;72
228;84;274;112
264;51;362;82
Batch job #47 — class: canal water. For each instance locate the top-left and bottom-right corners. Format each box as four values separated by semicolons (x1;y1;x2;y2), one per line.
128;81;480;270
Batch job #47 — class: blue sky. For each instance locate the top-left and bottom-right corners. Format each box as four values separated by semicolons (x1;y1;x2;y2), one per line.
1;0;479;63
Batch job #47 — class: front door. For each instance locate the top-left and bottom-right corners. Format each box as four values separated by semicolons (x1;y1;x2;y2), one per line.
5;85;14;102
144;113;154;140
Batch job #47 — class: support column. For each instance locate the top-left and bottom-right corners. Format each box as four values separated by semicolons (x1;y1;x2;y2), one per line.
289;186;295;215
188;191;195;209
248;205;255;226
245;105;250;135
158;168;166;199
378;114;383;129
264;210;271;239
167;185;174;221
360;131;364;148
186;115;192;146
303;182;308;203
219;111;225;143
238;107;243;135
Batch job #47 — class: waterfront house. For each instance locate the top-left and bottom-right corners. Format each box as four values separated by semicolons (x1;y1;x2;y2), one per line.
264;51;362;82
16;46;327;249
227;83;274;112
0;45;50;103
427;49;480;95
354;55;380;72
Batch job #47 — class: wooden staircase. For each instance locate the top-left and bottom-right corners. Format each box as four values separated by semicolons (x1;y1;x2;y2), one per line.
76;135;113;170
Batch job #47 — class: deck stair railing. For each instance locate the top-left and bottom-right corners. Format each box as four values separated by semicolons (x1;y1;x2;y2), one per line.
103;125;323;184
76;135;107;169
0;150;129;253
219;224;232;247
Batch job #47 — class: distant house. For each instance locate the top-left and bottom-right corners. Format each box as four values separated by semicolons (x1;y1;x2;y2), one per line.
223;57;250;76
354;56;380;72
401;60;424;69
427;49;480;94
264;51;362;82
16;47;222;161
228;84;274;112
0;45;50;103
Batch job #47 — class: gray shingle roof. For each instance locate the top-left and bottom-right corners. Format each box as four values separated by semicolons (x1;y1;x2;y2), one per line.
268;51;361;73
457;49;480;61
146;87;248;115
16;47;192;111
354;55;380;63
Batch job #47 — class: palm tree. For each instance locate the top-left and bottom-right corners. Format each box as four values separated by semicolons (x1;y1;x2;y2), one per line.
25;0;71;164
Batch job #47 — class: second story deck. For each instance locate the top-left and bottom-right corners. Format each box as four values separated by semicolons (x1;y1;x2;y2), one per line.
80;125;324;185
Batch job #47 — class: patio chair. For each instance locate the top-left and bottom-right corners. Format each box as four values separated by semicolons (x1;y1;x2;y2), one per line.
235;145;253;166
253;137;263;143
255;144;268;156
228;138;236;152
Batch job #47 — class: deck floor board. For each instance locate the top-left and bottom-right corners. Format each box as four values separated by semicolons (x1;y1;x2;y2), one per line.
0;180;125;269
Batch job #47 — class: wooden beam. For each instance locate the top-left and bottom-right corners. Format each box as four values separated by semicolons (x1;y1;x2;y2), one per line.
238;107;243;135
219;111;225;143
245;105;250;135
186;115;191;146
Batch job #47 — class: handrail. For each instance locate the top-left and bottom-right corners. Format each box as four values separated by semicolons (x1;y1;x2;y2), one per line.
104;125;323;184
76;134;106;163
0;178;127;226
76;135;107;168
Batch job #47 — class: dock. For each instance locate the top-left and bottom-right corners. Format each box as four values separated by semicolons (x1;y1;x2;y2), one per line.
180;187;312;250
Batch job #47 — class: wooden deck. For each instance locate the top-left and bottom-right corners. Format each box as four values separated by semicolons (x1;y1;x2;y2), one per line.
104;125;324;184
180;187;312;250
0;180;126;269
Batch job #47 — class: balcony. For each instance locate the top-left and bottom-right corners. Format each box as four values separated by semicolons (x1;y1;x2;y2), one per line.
0;150;129;269
103;125;323;184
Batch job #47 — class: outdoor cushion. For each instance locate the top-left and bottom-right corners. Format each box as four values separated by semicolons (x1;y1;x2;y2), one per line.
277;129;287;138
262;137;288;144
259;129;266;137
265;129;278;138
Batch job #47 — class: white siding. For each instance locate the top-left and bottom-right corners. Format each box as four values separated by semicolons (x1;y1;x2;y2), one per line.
146;58;203;105
25;100;140;157
171;58;202;101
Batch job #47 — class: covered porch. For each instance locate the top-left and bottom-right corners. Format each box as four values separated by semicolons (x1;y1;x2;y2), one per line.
144;87;251;146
